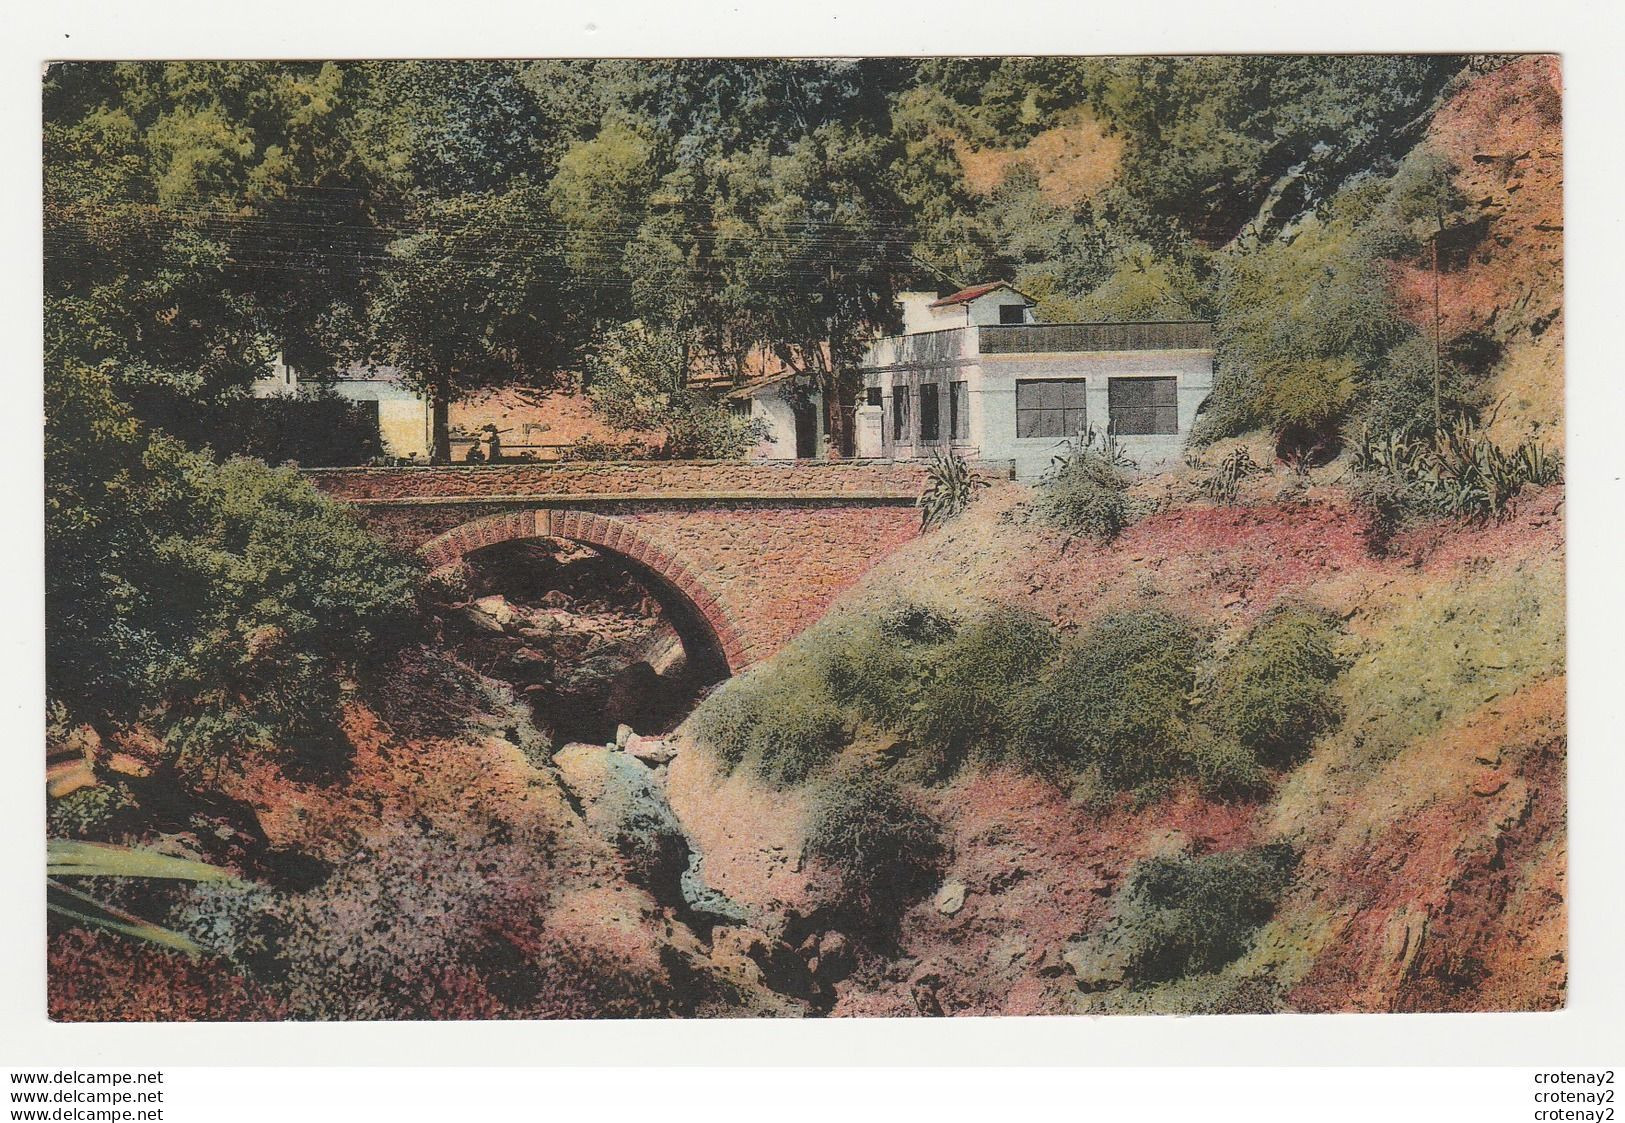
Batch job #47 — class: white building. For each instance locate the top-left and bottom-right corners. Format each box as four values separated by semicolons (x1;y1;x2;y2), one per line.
252;356;432;460
723;370;827;460
855;283;1215;478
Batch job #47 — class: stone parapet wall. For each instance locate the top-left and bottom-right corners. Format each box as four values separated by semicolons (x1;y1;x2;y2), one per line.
306;459;936;502
318;462;950;672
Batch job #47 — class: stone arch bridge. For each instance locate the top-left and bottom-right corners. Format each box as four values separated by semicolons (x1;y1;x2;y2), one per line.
306;461;963;676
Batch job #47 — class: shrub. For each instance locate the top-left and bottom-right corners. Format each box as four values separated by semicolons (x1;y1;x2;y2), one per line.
1351;419;1564;526
1184;733;1271;801
689;677;761;773
1206;603;1343;768
802;772;948;934
821;602;957;727
1037;427;1134;542
1027;610;1203;787
906;604;1058;777
581;323;770;459
1111;844;1297;985
46;362;422;781
750;688;848;786
1200;446;1264;506
1261;357;1358;434
689;658;848;786
1349;469;1416;554
560;435;650;461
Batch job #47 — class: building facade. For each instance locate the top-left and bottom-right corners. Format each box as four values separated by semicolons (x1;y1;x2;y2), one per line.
253;356;432;460
855;283;1215;478
724;371;827;461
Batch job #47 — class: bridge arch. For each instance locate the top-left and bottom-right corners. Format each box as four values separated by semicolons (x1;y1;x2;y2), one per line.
419;508;748;674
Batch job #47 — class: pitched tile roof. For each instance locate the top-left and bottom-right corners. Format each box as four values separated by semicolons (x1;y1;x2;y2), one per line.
929;281;1033;308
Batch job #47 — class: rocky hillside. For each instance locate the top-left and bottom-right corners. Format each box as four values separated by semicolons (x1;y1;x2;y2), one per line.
48;641;812;1021
1391;55;1564;447
665;468;1565;1016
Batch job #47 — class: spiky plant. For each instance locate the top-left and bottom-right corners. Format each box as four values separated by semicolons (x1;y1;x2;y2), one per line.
917;451;987;530
46;839;248;956
1201;446;1263;506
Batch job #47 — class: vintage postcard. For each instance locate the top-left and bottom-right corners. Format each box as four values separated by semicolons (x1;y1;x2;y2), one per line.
43;55;1564;1020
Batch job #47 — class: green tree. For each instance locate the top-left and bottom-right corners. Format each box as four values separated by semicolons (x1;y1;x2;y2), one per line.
581;323;768;459
370;187;591;460
46;360;419;777
44;61;391;443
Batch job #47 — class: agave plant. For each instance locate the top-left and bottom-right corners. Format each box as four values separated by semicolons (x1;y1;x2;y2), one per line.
46;838;248;956
1353;420;1563;524
1201;446;1263;507
917;451;988;530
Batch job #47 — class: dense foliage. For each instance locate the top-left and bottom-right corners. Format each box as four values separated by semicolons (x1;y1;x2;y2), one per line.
46;56;1484;464
46;360;420;778
1104;845;1298;985
692;597;1346;800
1351;419;1564;536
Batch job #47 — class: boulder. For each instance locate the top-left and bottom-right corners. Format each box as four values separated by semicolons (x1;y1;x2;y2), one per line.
810;931;855;984
624;734;677;766
537;589;575;610
472;595;518;627
463;604;508;635
551;743;690;907
933;879;968;916
680;851;750;926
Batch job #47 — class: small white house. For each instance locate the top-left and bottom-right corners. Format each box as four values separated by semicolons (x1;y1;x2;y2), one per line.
252;356;432;460
855;283;1215;478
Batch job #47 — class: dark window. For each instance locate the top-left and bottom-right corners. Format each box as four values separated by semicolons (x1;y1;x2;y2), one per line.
866;386;882;407
998;303;1027;325
892;389;911;441
1108;377;1178;435
919;384;940;442
950;380;969;440
728;398;751;419
1015;379;1087;439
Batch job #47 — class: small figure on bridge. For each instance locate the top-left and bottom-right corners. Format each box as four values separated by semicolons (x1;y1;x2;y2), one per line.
479;423;510;463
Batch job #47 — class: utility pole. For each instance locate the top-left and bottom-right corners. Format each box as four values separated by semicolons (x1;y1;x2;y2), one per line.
1432;195;1444;432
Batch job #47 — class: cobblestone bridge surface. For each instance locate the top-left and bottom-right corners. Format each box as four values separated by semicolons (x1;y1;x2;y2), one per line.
306;461;950;671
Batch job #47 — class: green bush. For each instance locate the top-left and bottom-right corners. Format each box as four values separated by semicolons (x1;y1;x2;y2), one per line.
689;678;760;773
1037;427;1134;542
46;361;422;781
1027;610;1203;787
1111;844;1297;985
917;451;988;530
581;323;770;460
1184;733;1271;802
906;604;1058;777
1261;356;1357;433
750;687;849;787
802;772;948;932
1351;420;1564;527
1207;604;1344;768
689;657;848;787
821;602;956;727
